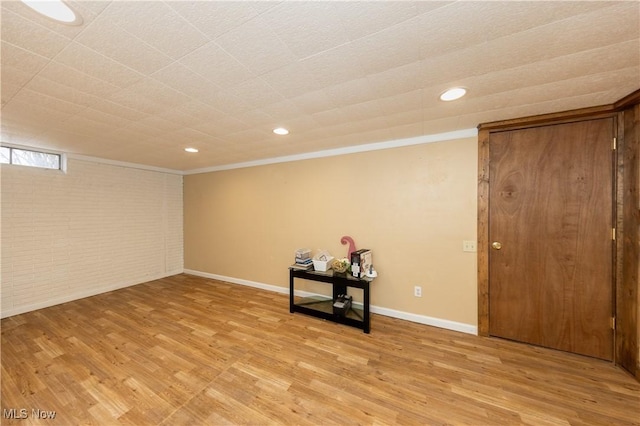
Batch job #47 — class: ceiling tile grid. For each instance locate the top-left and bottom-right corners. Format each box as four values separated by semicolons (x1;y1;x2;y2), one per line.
1;0;638;171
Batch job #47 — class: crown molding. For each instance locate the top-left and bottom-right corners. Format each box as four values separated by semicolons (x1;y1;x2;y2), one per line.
66;153;184;175
184;128;478;175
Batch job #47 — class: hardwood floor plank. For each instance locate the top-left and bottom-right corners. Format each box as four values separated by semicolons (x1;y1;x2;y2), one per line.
1;273;638;425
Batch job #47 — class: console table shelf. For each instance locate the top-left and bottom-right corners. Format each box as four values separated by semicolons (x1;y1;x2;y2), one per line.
289;268;372;333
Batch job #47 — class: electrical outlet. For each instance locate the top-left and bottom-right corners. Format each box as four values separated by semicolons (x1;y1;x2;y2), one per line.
414;286;422;297
463;240;477;252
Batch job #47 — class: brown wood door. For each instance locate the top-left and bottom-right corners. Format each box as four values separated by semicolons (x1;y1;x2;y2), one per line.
488;119;614;360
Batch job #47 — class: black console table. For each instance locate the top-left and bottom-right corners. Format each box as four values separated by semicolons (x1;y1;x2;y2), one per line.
289;268;372;333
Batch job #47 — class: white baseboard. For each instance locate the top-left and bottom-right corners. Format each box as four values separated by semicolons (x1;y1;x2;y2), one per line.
183;269;477;335
0;271;178;319
184;269;290;295
369;305;477;335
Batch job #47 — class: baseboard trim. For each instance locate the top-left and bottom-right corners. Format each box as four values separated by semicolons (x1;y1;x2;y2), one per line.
183;269;478;335
0;271;181;319
369;305;477;335
184;269;290;295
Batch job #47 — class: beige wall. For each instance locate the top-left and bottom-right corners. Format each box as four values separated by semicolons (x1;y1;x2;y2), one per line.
184;137;478;327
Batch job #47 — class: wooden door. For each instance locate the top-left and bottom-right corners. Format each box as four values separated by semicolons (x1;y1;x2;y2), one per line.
488;119;614;360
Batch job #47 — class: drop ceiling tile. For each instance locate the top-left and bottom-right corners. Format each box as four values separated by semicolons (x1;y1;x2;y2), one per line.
216;129;271;146
73;107;133;129
197;90;252;116
160;127;212;144
385;109;422;129
455;2;640;79
221;78;285;110
335;115;393;136
466;41;640;99
135;116;185;135
1;41;49;75
2;98;76;129
260;100;305;122
45;131;119;157
333;1;421;41
310;109;351;127
1;82;21;106
124;122;171;139
35;62;121;98
389;122;425;141
121;144;189;169
301;43;367;89
0;122;45;145
292;126;332;143
22;76;99;110
55;115;115;137
258;62;325;98
74;15;173;75
518;3;639;59
422;115;468;136
312;127;392;149
191;118;245;138
151;62;223;101
471;90;618;126
159;101;229;128
86;99;150;122
234;109;275;127
414;4;487;55
418;3;639;94
347;127;395;146
428;67;638;124
166;1;264;40
324;78;380;108
113;79;192;109
348;17;422;76
0;42;49;88
1;0;638;171
54;42;144;88
367;61;427;99
106;88;173;116
376;90;423;116
101;1;209;60
10;88;86;116
290;91;337;115
214;15;297;75
0;9;71;59
333;101;384;124
262;2;351;59
69;1;110;17
413;2;616;60
179;42;254;88
498;67;640;109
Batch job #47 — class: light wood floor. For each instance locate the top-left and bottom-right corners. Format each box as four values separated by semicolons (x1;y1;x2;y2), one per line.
1;274;639;425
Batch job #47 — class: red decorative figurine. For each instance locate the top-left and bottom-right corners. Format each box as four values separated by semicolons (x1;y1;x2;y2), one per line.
340;236;356;259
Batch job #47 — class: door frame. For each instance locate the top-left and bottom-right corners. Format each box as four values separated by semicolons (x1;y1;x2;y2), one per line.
477;90;640;375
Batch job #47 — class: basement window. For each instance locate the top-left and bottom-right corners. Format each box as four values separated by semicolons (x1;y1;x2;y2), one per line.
0;146;61;170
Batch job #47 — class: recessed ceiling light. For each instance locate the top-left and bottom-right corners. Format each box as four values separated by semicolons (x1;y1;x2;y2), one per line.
440;87;467;101
20;0;82;25
273;127;289;135
184;147;198;153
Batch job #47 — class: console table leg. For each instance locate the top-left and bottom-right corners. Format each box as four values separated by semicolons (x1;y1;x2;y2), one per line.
289;270;294;313
364;285;370;333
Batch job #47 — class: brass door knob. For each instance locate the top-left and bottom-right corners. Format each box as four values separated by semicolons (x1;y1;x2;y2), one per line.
491;241;502;250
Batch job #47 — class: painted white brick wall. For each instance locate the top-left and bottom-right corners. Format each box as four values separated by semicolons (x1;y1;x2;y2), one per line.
0;158;183;317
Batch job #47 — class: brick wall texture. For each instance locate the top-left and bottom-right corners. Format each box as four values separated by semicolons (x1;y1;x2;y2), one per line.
1;158;183;317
